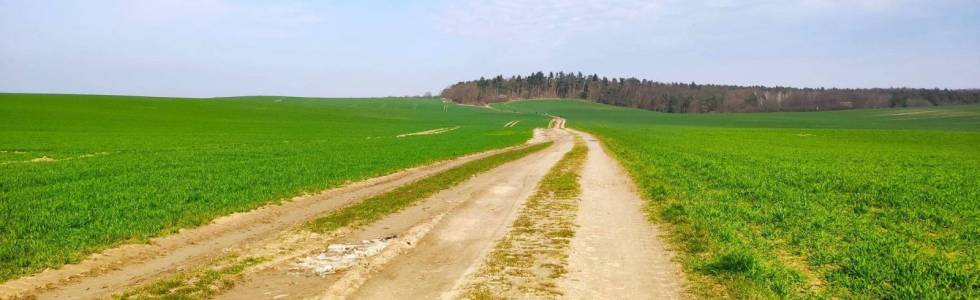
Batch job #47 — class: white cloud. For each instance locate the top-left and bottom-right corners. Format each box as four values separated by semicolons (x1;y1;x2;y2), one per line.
439;0;662;37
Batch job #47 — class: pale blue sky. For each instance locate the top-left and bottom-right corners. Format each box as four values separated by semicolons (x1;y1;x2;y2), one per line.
2;0;978;97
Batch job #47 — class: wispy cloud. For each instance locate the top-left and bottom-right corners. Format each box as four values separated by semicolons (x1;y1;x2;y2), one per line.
438;0;914;39
439;0;661;37
434;0;947;53
120;0;323;38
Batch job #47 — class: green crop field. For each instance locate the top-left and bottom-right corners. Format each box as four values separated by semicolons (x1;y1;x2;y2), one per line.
495;100;980;298
0;93;546;282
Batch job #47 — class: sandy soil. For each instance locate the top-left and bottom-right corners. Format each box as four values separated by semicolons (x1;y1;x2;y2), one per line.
526;128;549;144
0;143;531;300
350;129;573;300
559;130;684;299
210;128;574;300
456;135;586;299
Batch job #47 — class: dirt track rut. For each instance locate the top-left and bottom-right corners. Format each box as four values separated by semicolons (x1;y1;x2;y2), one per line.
349;130;574;299
560;129;684;299
0;142;532;300
215;129;574;299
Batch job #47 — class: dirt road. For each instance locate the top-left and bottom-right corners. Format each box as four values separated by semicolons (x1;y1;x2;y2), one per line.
547;116;566;129
4;125;685;299
560;129;684;299
215;129;574;299
0;141;538;300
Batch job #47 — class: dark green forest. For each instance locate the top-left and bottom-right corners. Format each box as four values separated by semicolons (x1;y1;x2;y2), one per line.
442;72;980;113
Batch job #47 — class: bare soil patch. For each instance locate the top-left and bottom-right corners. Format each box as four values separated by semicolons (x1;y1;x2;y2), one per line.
559;130;685;299
396;126;460;138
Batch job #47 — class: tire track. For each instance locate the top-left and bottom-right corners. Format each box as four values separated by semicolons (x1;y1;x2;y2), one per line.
1;139;540;300
559;129;684;299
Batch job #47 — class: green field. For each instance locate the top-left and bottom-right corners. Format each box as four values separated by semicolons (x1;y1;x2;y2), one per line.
0;93;546;281
496;100;980;298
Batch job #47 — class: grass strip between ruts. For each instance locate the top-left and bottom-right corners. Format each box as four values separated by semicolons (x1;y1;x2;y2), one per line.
467;136;587;298
115;255;267;300
308;142;553;233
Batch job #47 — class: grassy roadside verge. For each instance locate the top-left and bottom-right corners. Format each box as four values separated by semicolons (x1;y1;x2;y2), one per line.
466;137;588;298
498;100;980;298
115;142;553;300
308;142;553;233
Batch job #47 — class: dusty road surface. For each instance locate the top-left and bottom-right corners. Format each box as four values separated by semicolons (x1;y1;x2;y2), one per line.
214;129;574;300
2;126;686;300
559;129;684;299
0;141;536;300
349;131;574;300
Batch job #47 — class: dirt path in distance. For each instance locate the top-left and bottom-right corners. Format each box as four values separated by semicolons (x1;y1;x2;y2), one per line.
559;129;684;299
396;126;460;138
0;139;539;300
547;117;566;129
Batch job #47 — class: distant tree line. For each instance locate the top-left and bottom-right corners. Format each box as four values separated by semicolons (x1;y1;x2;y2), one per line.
441;72;980;113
